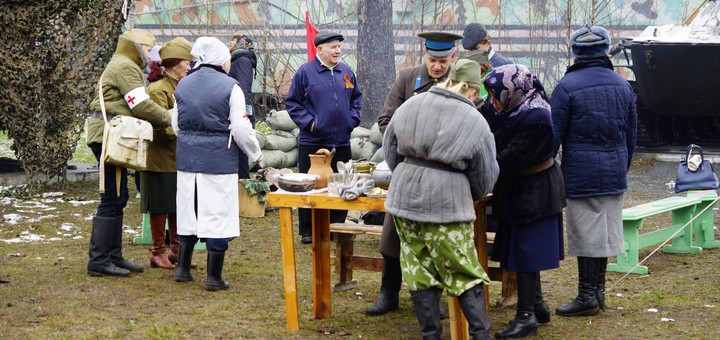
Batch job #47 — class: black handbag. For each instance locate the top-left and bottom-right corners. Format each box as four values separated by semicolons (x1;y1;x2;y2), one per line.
674;144;720;193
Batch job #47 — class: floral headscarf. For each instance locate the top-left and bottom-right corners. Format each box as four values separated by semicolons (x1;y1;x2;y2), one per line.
483;64;551;119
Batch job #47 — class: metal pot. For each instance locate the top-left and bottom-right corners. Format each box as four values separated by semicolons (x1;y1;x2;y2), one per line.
371;161;391;190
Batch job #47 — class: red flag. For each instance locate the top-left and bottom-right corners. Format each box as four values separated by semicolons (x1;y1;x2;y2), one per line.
305;11;319;61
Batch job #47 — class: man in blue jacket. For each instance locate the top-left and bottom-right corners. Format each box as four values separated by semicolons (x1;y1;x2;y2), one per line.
285;32;363;244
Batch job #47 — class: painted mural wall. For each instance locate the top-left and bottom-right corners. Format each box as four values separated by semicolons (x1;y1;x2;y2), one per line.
130;0;706;96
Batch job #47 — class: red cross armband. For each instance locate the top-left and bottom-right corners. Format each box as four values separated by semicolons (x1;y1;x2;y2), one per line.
124;87;150;109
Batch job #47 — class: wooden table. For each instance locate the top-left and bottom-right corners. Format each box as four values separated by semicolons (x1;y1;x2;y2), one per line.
265;191;492;339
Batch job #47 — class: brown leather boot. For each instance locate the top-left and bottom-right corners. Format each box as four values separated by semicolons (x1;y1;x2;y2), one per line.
167;214;196;268
149;214;174;269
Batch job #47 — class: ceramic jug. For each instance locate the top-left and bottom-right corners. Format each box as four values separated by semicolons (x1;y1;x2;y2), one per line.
308;153;334;189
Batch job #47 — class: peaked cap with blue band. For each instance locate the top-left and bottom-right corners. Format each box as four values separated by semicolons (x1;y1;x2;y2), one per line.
418;31;463;57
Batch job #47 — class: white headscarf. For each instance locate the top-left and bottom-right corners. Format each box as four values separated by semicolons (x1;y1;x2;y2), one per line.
191;37;231;68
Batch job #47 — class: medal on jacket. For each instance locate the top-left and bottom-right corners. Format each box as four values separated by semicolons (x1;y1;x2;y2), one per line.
344;74;355;89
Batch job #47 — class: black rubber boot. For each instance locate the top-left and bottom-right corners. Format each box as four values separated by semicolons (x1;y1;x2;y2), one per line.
597;257;608;311
366;254;401;315
174;242;195;282
110;214;144;273
410;287;443;340
534;273;551;324
205;251;230;291
87;216;131;277
556;257;600;316
457;283;492;340
495;272;538;338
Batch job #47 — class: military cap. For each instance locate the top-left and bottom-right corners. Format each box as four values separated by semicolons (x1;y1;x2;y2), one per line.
448;59;482;85
418;31;463;57
314;32;344;47
122;29;156;47
159;37;193;61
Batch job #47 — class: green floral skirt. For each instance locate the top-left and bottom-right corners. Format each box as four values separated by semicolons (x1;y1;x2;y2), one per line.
394;216;489;296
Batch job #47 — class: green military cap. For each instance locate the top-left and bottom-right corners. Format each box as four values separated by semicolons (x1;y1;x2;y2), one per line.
417;31;463;57
159;37;193;61
122;29;156;47
448;59;482;85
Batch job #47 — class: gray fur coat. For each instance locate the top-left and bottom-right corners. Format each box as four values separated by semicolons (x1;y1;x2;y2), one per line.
383;87;499;223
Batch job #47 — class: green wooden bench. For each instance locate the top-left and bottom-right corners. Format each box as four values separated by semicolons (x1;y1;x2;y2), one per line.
608;196;703;275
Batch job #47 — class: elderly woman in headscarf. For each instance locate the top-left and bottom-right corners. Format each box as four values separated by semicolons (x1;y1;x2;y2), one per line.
143;37;194;270
384;59;499;340
484;64;566;339
171;37;262;291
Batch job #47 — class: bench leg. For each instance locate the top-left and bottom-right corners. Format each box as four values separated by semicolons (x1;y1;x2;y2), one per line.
664;206;702;254
448;296;469;340
333;233;358;292
693;201;720;249
500;271;518;307
608;220;648;275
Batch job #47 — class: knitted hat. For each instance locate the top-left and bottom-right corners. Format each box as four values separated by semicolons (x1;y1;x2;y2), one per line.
159;37;193;61
461;23;488;50
122;29;156;47
571;25;611;59
449;59;482;86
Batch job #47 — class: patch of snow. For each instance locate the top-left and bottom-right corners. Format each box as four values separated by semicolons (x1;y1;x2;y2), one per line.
660;317;675;322
705;304;716;308
42;192;64;198
0;197;14;205
14;201;49;209
48;237;62;241
3;213;22;224
59;223;80;233
72;236;84;240
647;308;659;313
69;200;98;206
124;229;139;235
633;25;720;44
1;231;46;243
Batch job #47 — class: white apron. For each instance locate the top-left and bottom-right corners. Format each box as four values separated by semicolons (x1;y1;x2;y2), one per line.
176;171;240;238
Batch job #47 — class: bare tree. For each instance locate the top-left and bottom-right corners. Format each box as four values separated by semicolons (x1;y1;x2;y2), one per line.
356;0;394;128
0;0;126;192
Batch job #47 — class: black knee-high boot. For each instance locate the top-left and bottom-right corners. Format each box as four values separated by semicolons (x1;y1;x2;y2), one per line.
87;216;130;277
534;273;551;324
556;257;600;316
597;257;608;310
109;214;144;273
174;241;195;282
495;272;538;338
457;283;491;340
410;287;443;340
366;254;401;315
205;251;230;291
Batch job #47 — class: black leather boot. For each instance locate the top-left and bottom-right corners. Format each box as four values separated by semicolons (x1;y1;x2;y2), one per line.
205;251;230;291
495;272;538;338
410;287;443;340
174;242;195;282
87;216;130;277
110;214;144;273
366;254;401;315
597;257;608;311
556;257;600;316
457;283;491;340
534;274;551;324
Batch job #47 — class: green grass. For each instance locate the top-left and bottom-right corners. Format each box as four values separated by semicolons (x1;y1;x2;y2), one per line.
0;131;96;164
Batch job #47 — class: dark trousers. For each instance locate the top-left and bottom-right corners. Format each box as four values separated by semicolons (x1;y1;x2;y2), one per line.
297;144;351;237
89;143;129;218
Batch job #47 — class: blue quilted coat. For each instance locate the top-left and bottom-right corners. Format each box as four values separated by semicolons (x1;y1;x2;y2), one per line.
551;58;637;198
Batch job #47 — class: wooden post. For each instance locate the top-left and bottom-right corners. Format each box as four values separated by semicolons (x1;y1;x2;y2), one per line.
312;208;332;318
278;207;299;330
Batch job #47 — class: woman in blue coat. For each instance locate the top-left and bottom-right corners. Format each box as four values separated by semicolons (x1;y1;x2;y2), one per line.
551;25;637;317
485;64;566;339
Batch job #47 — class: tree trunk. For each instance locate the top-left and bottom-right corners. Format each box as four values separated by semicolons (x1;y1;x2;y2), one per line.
356;0;395;129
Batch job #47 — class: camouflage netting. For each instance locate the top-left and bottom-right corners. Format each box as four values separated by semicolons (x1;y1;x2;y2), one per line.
0;0;126;191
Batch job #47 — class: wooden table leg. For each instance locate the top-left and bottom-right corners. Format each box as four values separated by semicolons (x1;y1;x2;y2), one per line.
279;207;299;331
448;296;469;340
312;208;332;318
473;203;490;314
